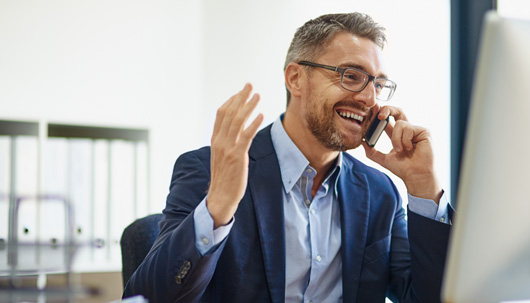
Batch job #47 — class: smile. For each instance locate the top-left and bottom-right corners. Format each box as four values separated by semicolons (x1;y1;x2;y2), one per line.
337;110;364;124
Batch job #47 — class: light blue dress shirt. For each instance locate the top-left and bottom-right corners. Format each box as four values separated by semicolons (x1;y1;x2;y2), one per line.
193;116;450;302
271;117;344;302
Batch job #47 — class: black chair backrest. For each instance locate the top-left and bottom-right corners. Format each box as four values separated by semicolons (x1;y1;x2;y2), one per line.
120;213;163;288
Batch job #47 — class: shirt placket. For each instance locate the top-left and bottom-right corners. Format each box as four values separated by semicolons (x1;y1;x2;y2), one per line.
301;166;333;302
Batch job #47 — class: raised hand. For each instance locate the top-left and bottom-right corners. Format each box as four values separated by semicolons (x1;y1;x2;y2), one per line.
207;83;264;228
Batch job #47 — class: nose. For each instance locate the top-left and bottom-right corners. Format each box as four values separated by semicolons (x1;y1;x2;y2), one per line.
353;80;377;108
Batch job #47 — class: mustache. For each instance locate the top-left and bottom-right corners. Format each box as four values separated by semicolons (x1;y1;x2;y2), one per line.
333;100;373;118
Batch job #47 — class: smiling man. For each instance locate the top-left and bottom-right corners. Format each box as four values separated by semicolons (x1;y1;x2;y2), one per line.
124;12;452;303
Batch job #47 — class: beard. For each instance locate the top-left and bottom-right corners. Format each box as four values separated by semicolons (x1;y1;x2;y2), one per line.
305;97;371;151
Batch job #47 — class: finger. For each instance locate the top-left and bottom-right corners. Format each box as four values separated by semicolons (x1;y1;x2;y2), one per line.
384;120;394;139
215;84;253;139
239;113;264;150
227;83;253;114
379;105;408;122
221;84;253;135
227;93;260;139
212;97;232;140
212;84;249;139
391;121;404;153
402;124;415;151
362;141;386;166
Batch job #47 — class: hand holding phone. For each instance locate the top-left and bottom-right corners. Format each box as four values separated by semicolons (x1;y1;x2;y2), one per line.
364;113;389;147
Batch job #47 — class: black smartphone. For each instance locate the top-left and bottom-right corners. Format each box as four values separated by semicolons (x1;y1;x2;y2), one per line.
364;113;389;147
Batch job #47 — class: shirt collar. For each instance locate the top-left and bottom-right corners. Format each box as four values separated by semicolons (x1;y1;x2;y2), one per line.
271;114;342;195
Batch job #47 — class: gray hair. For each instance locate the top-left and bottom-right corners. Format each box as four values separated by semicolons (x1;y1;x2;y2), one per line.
284;12;386;105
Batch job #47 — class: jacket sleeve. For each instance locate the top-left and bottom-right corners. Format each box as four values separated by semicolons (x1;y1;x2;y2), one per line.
406;208;452;302
386;202;452;303
366;170;452;303
123;148;225;303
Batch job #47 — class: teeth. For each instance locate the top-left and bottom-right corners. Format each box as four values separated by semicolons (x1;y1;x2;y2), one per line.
338;111;364;122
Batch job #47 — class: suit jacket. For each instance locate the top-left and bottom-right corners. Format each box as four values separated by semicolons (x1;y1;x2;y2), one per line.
123;124;451;303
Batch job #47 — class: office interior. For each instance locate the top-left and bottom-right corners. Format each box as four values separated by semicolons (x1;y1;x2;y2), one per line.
0;0;528;302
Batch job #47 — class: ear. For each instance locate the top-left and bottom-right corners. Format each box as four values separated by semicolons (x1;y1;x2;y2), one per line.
285;62;304;99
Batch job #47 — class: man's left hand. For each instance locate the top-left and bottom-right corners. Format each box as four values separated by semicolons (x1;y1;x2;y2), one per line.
362;106;443;204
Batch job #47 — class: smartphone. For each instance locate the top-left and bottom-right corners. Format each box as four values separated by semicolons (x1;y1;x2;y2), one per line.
364;113;389;147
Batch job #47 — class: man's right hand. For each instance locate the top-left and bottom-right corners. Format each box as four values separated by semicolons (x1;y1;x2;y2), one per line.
206;83;264;228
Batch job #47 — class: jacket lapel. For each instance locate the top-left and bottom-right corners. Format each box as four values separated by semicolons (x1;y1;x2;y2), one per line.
248;125;285;303
246;126;372;302
338;159;370;302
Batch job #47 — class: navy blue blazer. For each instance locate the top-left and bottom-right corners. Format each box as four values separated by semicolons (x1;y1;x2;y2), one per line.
123;124;451;303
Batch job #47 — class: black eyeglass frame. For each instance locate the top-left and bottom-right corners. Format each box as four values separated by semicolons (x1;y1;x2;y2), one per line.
297;61;397;101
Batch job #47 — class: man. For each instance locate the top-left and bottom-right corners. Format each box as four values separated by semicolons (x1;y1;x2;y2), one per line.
123;12;452;302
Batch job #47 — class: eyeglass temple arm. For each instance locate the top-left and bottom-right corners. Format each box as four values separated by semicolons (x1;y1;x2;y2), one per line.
298;61;340;72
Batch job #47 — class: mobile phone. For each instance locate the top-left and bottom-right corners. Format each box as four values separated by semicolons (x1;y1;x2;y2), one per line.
364;113;389;147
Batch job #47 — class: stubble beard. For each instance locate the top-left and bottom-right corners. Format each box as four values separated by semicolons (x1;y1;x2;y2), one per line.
305;97;367;152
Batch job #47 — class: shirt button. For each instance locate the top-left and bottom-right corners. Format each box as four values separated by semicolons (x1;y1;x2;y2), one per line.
310;209;316;215
440;217;445;223
201;237;209;245
316;255;322;262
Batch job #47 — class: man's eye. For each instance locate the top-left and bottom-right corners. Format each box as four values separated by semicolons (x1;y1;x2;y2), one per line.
375;80;387;91
344;72;362;82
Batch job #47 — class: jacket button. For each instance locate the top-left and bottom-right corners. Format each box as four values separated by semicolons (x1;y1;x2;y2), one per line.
174;260;192;284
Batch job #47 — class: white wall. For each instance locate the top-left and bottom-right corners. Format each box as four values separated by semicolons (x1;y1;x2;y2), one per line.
0;0;450;270
498;0;530;20
0;0;205;214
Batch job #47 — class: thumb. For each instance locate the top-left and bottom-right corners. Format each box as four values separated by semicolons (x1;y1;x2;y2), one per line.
362;141;386;167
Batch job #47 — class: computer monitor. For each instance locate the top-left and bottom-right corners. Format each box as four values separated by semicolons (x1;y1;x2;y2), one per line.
442;11;530;303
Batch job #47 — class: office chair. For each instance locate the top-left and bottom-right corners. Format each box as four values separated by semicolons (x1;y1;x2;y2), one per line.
120;213;163;288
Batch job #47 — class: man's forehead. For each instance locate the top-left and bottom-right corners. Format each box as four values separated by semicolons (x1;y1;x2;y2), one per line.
318;33;386;75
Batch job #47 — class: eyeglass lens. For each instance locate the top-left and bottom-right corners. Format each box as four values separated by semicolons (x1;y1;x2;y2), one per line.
342;69;394;101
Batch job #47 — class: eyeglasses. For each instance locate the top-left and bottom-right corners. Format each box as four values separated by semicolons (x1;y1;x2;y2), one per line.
298;61;397;101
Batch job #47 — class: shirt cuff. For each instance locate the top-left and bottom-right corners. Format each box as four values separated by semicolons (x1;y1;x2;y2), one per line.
193;197;234;255
408;190;450;224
